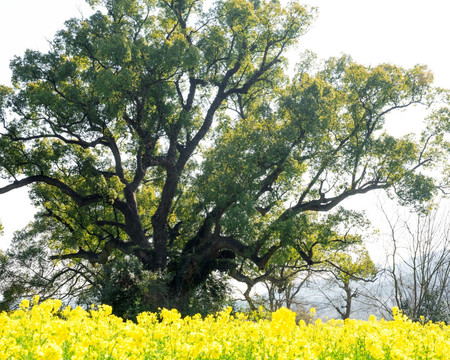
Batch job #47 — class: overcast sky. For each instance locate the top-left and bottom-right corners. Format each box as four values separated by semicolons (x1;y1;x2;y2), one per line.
0;0;449;251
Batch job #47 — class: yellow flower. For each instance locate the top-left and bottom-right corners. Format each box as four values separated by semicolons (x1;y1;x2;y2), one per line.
35;341;62;360
2;298;450;359
19;299;30;310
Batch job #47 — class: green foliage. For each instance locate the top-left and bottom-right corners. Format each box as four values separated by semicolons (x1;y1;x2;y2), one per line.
180;272;233;317
79;256;169;321
0;0;448;313
328;247;378;285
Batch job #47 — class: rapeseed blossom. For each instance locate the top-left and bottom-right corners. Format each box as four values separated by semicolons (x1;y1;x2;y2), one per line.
0;298;449;359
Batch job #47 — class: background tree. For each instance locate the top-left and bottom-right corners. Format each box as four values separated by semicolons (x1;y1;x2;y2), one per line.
366;204;450;323
0;0;448;314
313;247;377;320
0;227;94;311
234;208;369;313
233;259;312;313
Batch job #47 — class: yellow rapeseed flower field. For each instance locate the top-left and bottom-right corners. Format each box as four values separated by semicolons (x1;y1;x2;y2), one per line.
0;297;449;359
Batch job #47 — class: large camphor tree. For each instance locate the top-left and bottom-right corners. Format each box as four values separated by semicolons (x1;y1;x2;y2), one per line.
0;0;448;314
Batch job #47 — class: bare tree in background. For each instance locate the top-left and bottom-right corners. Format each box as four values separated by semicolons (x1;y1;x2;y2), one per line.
259;268;312;313
367;203;450;323
231;261;312;313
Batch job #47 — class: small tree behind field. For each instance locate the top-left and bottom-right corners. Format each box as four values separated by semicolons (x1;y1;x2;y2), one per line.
312;247;378;320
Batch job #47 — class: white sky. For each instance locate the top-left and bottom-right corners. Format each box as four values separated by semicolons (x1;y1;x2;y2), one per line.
0;0;449;252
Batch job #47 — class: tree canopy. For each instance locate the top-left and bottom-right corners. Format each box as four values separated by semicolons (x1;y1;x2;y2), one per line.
0;0;448;314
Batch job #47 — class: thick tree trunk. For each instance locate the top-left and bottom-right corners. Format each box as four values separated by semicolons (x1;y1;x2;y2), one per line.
151;165;180;272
